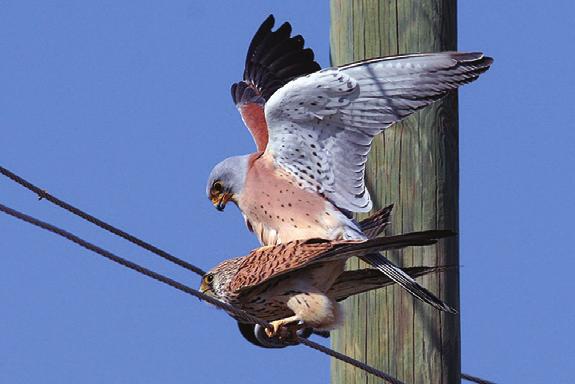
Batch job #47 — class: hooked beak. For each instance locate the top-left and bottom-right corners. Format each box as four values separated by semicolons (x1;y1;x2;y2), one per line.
199;280;216;301
213;192;232;212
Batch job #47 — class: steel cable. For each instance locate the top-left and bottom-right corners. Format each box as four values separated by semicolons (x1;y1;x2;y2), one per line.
0;202;405;384
0;166;205;276
0;166;496;383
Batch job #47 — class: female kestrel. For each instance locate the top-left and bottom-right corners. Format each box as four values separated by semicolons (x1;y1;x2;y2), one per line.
200;229;453;339
235;203;400;347
206;15;491;313
237;264;445;348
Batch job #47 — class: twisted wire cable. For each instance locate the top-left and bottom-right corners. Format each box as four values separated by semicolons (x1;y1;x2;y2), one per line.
0;202;405;384
1;166;496;383
0;165;205;276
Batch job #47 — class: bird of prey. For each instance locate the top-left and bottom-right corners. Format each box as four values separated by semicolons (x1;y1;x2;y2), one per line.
237;204;395;347
200;229;453;339
237;264;447;348
206;15;492;313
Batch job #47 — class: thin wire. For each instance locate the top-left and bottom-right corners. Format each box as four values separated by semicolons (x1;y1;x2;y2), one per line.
0;203;264;326
0;165;205;276
0;202;404;384
1;166;496;383
298;338;404;384
462;373;497;384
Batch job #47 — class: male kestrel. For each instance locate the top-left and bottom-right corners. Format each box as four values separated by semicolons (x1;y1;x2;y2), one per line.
206;15;492;312
200;230;453;338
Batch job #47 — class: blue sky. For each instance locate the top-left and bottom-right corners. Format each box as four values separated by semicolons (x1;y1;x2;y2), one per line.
1;1;574;383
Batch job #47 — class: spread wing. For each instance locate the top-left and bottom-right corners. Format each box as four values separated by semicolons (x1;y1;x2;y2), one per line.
264;52;493;212
230;230;452;294
231;15;320;152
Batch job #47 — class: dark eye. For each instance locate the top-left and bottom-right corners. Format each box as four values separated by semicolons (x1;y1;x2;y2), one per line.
205;274;214;284
212;181;223;193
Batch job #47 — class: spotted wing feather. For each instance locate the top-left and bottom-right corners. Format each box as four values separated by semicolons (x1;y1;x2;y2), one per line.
265;52;493;212
231;15;321;152
230;230;453;294
229;239;338;294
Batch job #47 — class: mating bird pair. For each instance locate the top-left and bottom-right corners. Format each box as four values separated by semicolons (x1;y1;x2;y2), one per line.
200;15;492;340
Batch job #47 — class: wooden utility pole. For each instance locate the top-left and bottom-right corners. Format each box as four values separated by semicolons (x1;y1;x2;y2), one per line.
330;1;460;383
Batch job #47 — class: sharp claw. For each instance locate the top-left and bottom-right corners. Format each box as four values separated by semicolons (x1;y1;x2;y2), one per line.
264;323;280;339
265;319;303;341
284;322;301;342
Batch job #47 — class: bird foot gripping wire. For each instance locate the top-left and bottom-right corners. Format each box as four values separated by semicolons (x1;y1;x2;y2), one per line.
265;318;303;341
238;322;307;348
0;166;496;383
237;322;328;349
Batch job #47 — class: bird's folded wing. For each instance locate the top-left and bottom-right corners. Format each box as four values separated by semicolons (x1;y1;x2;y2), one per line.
320;230;458;313
330;266;449;302
264;52;492;212
231;15;320;152
232;230;453;294
318;230;454;261
230;239;336;294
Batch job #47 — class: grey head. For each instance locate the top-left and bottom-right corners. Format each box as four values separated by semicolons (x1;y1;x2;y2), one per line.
206;154;250;211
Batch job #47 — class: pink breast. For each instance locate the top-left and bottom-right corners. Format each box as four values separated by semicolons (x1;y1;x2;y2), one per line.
239;154;340;245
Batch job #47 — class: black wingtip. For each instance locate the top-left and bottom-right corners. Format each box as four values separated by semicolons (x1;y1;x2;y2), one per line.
234;15;321;106
262;14;275;30
407;229;456;241
277;21;292;36
453;51;494;72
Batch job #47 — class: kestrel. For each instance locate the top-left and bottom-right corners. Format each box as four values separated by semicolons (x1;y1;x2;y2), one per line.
237;263;445;348
200;229;453;339
206;15;492;312
237;204;394;347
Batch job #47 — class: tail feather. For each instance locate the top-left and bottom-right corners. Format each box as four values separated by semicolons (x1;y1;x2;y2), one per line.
361;253;457;313
357;204;393;239
326;230;457;313
334;230;455;256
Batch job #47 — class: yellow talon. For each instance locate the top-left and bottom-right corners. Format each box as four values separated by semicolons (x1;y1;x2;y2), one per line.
265;318;302;341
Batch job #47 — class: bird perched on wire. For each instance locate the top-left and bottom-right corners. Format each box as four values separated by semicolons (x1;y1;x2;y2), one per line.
206;15;492;313
239;262;446;348
237;204;397;347
200;229;453;339
237;262;448;348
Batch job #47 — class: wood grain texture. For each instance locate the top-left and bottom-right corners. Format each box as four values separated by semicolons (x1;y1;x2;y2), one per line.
330;1;460;383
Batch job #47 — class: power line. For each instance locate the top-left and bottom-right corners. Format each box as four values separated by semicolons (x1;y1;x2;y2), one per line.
0;202;405;384
0;165;205;276
0;166;496;383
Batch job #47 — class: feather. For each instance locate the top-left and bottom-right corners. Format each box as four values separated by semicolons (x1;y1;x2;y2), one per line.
265;52;492;212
